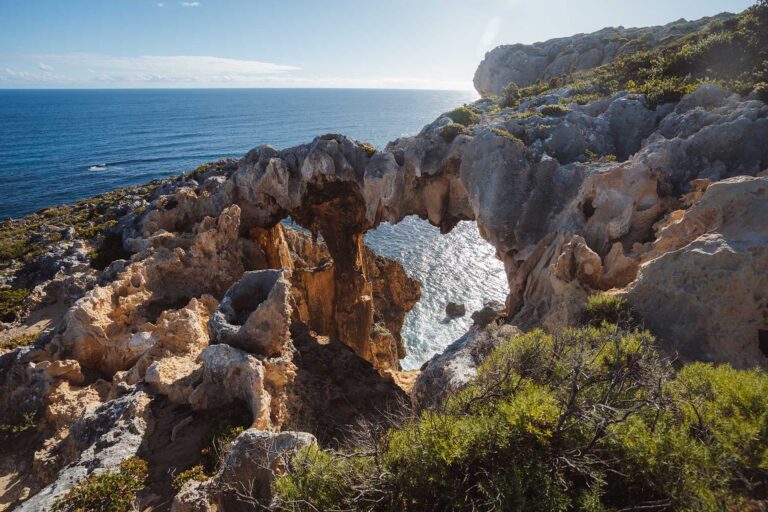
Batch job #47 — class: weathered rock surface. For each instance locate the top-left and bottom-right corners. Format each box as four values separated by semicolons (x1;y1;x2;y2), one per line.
625;176;768;368
473;14;733;97
209;270;292;357
171;429;315;512
413;323;521;410
3;14;768;508
16;390;153;512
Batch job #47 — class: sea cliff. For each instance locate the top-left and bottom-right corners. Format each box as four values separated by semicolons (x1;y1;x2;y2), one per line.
2;3;768;510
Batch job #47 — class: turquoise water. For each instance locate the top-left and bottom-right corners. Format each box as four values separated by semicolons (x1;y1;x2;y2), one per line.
0;88;506;367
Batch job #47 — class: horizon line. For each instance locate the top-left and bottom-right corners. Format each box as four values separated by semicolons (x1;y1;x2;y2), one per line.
0;85;477;92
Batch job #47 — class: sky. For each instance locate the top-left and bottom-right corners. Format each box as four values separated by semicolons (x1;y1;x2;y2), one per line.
0;0;756;90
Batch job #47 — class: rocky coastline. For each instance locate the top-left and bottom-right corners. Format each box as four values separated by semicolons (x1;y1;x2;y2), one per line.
2;4;768;510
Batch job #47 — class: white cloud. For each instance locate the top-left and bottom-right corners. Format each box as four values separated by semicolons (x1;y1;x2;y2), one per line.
179;1;200;6
38;63;54;71
6;54;299;86
1;67;63;82
0;54;473;90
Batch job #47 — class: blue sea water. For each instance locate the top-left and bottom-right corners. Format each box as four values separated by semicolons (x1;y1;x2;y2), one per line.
0;88;507;367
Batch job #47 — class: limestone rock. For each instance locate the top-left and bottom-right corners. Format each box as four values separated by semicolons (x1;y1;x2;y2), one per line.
413;323;521;410
625;176;768;368
171;429;315;511
17;391;153;512
471;300;505;328
209;270;292;357
189;344;274;429
473;14;733;97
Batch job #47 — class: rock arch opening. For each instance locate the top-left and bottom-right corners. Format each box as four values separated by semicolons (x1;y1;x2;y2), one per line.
366;216;508;369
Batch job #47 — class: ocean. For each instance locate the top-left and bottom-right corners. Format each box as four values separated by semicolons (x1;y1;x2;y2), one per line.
0;88;507;368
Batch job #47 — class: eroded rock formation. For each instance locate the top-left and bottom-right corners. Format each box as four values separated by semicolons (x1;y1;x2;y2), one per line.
1;19;768;508
473;14;733;97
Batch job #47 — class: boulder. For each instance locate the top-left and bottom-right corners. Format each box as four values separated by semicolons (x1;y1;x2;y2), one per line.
412;323;521;410
625;176;768;368
208;270;292;357
445;302;466;317
471;300;505;327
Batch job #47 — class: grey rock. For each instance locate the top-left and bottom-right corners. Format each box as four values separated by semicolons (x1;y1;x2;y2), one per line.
473;14;734;97
445;302;466;317
412;323;521;409
208;270;292;357
471;300;506;327
16;391;153;512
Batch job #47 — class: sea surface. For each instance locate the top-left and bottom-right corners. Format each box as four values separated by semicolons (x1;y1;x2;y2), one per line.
0;88;507;368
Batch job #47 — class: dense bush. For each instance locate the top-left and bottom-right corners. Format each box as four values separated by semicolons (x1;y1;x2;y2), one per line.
581;293;637;327
53;457;148;512
540;104;569;117
444;106;480;127
274;325;768;511
501;82;521;107
439;122;471;143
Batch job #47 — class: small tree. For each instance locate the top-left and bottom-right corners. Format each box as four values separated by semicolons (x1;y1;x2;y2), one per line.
501;82;521;107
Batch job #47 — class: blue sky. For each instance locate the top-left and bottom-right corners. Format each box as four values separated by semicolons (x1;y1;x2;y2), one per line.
0;0;756;89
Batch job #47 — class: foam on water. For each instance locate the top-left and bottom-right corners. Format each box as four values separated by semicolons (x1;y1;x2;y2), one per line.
366;217;507;369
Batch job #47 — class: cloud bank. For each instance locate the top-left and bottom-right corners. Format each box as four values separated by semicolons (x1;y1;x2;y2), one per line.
1;54;300;87
0;53;472;90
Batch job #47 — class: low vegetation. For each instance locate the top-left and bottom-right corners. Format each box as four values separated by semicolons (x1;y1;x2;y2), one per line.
172;464;208;491
585;149;617;163
274;314;768;511
581;292;638;327
505;1;768;107
490;127;524;145
0;412;37;436
172;410;250;492
0;287;30;322
52;457;148;512
540;104;570;117
0;331;38;351
439;122;471;143
444;106;480;127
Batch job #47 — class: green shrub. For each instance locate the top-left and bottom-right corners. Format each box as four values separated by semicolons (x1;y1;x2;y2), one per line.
585;149;617;163
0;237;31;262
755;82;768;102
359;142;377;155
581;293;637;327
439;122;470;143
505;2;768;108
501;82;521;107
172;464;208;491
0;331;38;351
275;325;768;511
444;106;479;127
0;288;30;322
52;457;148;512
490;127;524;145
0;412;37;436
540;104;569;116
